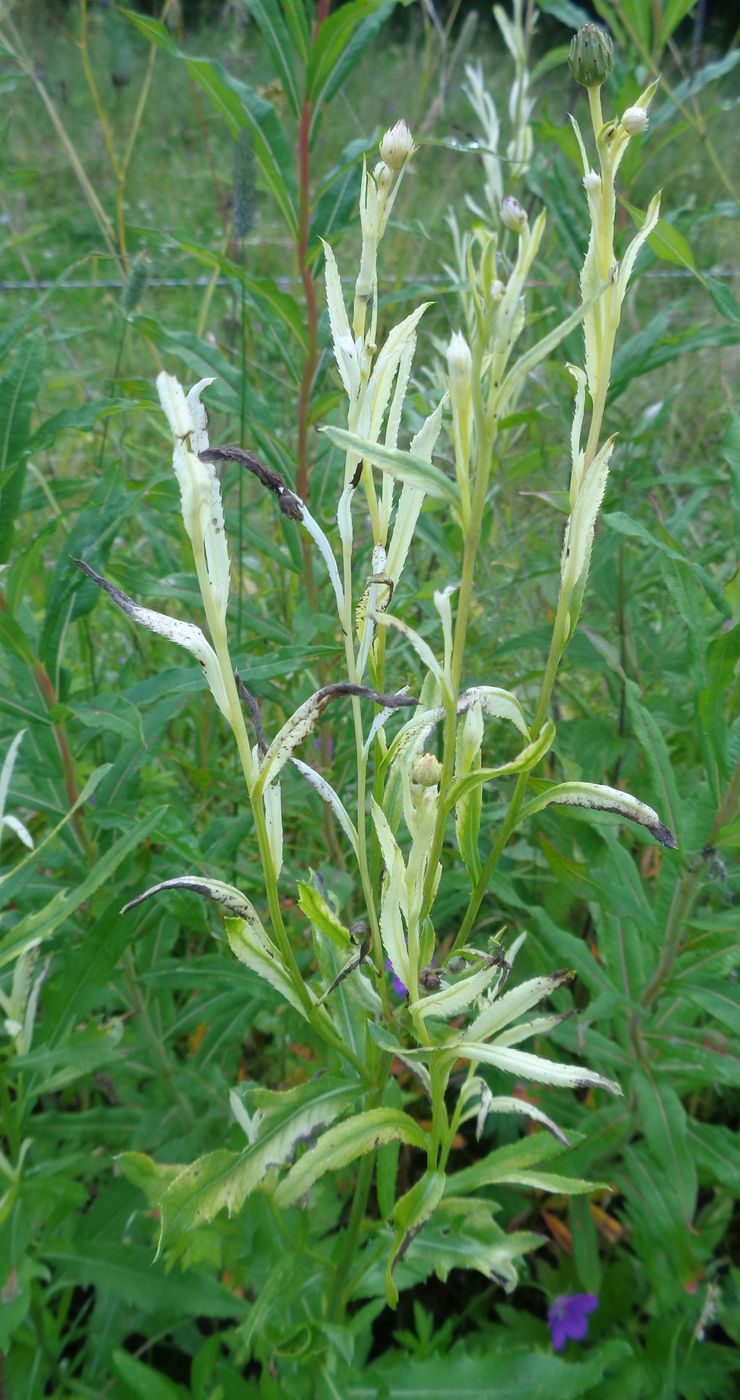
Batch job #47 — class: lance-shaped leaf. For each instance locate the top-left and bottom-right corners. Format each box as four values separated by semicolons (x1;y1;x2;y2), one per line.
519;780;677;848
297;882;352;952
468;969;574;1043
407;1197;544;1294
386;396;446;586
322;240;360;401
154;1076;359;1246
407;960;501;1022
560;435;617;599
386;1170;445;1308
444;721;556;810
157;375;230;622
618;191;662;299
380;848;410;991
362;304;430;448
122;875;255;919
322;425;459;505
225;915;315;1022
451;1042;621;1095
274;1107;428;1208
463;1085;571;1147
493;1012;569;1048
74;560;230;721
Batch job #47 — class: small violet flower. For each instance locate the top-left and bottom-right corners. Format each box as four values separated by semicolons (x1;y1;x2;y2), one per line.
548;1293;598;1351
384;959;407;999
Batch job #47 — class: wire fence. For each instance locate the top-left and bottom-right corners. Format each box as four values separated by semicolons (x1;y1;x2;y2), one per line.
0;268;737;293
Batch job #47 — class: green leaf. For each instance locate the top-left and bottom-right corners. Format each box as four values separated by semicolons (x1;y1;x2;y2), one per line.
120;12;298;233
297;881;352;950
445;722;556;809
632;1069;696;1220
686;1120;740;1193
176;241;308;352
658;0;700;49
26;398;134;455
624;681;685;850
48;1248;246;1321
307;2;395;126
621;199;696;270
245;0;301;115
156;1077;359;1243
402;1197;545;1294
0;334;44;562
0;804;166;969
445;1131;567;1197
536;0;591;28
280;0;311;63
602;510;729;616
385;1170;445;1306
111;1349;190;1400
274;1108;428;1207
322;425;458;504
360;1337;631;1396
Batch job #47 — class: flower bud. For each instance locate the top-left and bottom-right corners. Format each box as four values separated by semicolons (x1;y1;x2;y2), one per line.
446;331;472;390
379;119;415;170
373;160;393;192
491;278;506;300
583;170;601;194
501;195;528;234
456;700;484;778
568;23;614;89
621;105;648;136
411;752;443;788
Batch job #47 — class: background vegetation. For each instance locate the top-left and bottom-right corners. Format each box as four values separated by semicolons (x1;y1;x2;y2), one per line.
0;0;737;1396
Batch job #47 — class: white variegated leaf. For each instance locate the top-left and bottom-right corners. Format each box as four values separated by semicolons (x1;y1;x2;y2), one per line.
290;759;358;854
407;960;501;1021
468;970;574;1043
74;561;230;721
520;781;677;848
122;875;255;918
274;1108;428;1208
226;915;314;1021
453;1042;621;1094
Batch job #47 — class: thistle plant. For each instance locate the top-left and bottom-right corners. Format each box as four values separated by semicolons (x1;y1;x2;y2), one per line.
77;26;677;1339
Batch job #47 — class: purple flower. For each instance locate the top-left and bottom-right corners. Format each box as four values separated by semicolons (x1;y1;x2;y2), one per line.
547;1293;598;1351
384;958;407;999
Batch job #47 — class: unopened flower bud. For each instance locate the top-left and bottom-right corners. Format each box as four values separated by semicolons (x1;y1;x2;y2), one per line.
373;160;393;192
379;119;414;170
446;331;472;389
621;105;648;136
501;195;528;234
568;23;614;89
583;170;601;194
447;956;467;974
491;278;506;300
411;752;443;787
